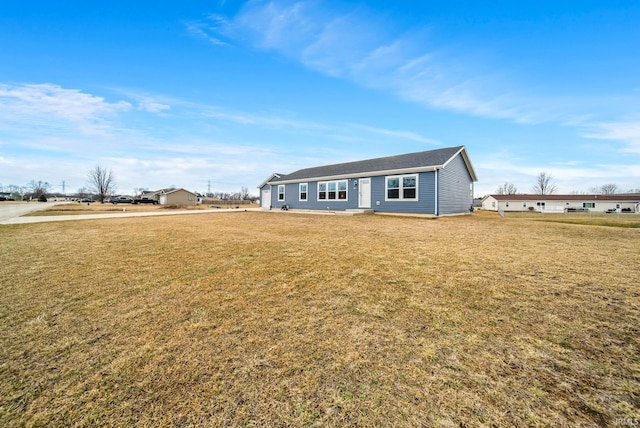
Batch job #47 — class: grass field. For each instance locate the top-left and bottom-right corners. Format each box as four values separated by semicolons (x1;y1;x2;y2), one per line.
1;211;638;426
23;202;234;216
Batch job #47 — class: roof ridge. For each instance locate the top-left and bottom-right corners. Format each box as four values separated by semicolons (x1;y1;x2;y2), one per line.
271;146;466;183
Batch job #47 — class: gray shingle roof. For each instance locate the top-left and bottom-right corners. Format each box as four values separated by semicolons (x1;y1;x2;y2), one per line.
269;146;467;183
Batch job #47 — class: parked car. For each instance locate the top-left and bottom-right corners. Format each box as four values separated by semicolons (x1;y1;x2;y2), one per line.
79;198;94;203
111;196;134;204
132;197;159;205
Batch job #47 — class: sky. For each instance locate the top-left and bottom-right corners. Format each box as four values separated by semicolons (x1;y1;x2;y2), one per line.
1;0;639;197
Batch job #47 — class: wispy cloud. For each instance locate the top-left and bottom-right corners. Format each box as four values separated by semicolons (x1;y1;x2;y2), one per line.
191;1;543;123
192;0;640;142
0;83;131;135
138;100;171;113
580;119;640;154
184;19;231;46
348;124;441;145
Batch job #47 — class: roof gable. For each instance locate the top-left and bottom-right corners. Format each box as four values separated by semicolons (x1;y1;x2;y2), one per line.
266;146;475;184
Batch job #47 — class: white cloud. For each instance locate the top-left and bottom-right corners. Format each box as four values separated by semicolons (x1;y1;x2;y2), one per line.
194;1;541;123
0;83;131;135
347;124;441;145
474;149;640;196
138;100;171;113
184;19;231;46
580;120;640;154
194;0;640;143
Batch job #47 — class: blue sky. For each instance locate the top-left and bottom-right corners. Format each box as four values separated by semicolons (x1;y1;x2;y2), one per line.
1;0;639;197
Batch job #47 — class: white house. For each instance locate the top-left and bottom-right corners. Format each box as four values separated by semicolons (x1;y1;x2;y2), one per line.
482;194;640;213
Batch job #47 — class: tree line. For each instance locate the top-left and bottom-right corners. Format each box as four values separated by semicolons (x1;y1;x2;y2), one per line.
1;167;257;202
495;172;639;196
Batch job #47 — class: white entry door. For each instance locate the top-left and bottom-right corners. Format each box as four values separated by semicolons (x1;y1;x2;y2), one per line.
358;178;371;208
261;188;271;208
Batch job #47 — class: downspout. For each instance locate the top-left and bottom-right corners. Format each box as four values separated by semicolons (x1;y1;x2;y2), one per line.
434;169;439;216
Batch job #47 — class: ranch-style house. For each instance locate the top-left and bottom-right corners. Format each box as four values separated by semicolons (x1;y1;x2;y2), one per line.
482;194;640;213
258;146;477;215
142;188;199;206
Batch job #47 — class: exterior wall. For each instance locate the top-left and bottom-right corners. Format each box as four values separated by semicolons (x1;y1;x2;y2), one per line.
270;180;358;210
268;171;438;214
165;189;197;205
482;196;639;213
438;154;474;215
369;173;436;214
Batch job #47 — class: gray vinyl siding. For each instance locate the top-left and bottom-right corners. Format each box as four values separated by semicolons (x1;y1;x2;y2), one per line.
269;172;436;213
274;181;359;210
369;173;436;214
438;153;473;215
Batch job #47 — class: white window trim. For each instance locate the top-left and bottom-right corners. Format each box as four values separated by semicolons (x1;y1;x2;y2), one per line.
385;174;419;201
299;183;308;201
317;180;348;202
278;185;285;201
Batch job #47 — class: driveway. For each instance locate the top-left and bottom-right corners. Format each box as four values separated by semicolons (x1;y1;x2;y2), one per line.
0;202;63;223
0;202;262;225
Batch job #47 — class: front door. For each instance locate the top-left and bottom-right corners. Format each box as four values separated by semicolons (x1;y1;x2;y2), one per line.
358;178;371;208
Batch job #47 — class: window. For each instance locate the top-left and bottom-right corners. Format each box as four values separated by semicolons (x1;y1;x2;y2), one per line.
338;181;347;199
386;174;418;200
299;183;308;201
278;185;285;201
583;202;595;209
328;182;336;199
522;202;527;208
318;183;327;200
317;180;347;201
536;201;546;210
506;201;510;207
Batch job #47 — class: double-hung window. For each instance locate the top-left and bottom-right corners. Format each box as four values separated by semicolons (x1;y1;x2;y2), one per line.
317;180;347;201
299;183;308;201
386;174;418;201
278;185;285;201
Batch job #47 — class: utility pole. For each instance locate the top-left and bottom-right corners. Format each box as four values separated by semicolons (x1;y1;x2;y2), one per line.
208;180;211;195
61;180;66;194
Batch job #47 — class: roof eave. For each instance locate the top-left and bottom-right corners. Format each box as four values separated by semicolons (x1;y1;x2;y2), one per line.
266;165;442;185
257;173;281;189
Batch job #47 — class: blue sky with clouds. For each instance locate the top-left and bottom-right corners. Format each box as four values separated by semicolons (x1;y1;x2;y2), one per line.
1;0;639;196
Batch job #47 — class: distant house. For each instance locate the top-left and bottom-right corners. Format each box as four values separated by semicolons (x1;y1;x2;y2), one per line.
142;188;199;206
258;146;477;215
482;194;640;213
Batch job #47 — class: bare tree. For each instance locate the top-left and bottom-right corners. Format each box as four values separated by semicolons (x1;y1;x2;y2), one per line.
599;183;618;194
532;172;557;195
77;187;89;199
240;186;250;200
496;182;518;195
87;166;116;203
26;180;51;199
6;184;26;200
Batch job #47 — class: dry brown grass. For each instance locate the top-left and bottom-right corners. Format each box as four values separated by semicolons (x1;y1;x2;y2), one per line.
1;211;638;426
24;202;221;216
502;210;640;228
